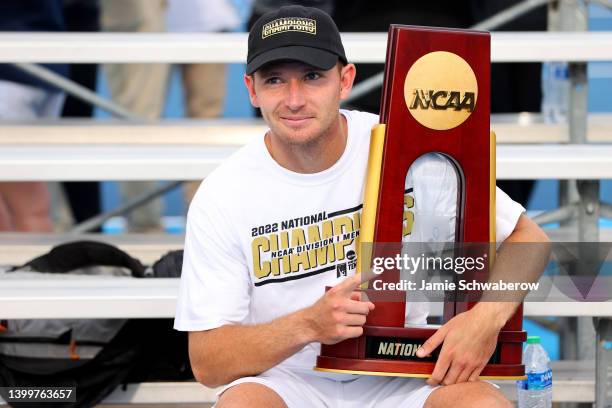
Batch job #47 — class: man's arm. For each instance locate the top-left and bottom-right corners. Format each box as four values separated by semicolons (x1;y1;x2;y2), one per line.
189;274;374;387
416;214;551;386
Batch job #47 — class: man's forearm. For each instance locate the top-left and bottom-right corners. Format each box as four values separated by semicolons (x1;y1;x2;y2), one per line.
189;274;373;387
480;214;551;304
466;215;550;337
189;308;316;387
470;300;521;331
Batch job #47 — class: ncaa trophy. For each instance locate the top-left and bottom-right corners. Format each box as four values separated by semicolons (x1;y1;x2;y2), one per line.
315;25;526;379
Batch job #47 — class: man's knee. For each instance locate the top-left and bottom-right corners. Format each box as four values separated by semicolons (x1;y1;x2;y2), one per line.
465;387;512;408
216;382;287;408
425;381;512;408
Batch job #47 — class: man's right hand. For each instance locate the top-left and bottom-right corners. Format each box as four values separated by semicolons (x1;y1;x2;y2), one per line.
189;273;375;387
304;274;375;345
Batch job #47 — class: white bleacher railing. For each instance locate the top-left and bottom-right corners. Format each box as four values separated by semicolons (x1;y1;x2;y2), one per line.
1;141;612;181
0;114;611;181
0;32;611;63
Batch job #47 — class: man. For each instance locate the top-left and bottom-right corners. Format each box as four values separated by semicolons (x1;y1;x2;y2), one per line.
174;6;549;407
0;0;67;232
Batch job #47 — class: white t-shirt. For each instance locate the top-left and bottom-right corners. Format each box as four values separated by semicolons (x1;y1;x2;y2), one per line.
174;109;525;374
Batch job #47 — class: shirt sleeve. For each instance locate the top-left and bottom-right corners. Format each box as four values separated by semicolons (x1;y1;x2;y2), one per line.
174;186;251;332
495;186;526;243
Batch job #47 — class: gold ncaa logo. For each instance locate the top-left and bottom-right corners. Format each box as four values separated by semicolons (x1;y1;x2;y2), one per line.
404;51;478;131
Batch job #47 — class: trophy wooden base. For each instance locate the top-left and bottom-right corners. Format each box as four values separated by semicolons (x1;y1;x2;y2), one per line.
315;326;527;380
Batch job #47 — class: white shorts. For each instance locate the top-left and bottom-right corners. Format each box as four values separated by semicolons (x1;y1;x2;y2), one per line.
218;366;439;408
0;80;64;120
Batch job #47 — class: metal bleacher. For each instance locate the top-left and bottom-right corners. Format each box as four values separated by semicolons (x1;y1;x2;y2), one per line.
1;28;612;406
0;118;611;182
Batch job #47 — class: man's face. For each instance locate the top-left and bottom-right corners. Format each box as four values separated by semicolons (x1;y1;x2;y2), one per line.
244;61;355;147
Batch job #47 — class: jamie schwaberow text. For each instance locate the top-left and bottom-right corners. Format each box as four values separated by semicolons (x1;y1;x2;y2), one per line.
371;279;540;292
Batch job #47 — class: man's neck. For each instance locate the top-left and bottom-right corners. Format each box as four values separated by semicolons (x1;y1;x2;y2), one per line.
265;114;348;174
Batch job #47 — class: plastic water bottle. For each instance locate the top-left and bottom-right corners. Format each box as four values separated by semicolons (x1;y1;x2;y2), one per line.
541;61;569;124
516;336;553;408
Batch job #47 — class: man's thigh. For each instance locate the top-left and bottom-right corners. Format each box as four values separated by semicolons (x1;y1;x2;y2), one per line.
216;367;335;408
424;381;513;408
345;375;437;408
216;382;286;408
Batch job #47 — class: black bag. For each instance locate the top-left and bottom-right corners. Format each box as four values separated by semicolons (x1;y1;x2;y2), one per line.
0;242;190;408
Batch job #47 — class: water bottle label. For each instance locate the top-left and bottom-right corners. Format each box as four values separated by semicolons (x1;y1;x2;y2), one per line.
523;369;552;390
553;64;568;80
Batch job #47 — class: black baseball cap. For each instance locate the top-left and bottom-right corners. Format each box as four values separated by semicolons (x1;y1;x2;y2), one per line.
246;5;347;75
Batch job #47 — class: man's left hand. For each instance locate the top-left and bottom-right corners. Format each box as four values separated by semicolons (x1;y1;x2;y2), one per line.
416;304;506;386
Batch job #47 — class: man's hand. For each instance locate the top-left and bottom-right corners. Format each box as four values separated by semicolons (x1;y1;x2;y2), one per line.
415;215;549;387
304;274;375;345
416;304;507;386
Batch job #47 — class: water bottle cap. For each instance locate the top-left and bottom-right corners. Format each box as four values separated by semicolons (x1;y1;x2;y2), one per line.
526;336;540;344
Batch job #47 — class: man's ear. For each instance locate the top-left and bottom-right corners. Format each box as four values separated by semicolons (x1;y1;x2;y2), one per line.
244;74;260;108
339;63;357;101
